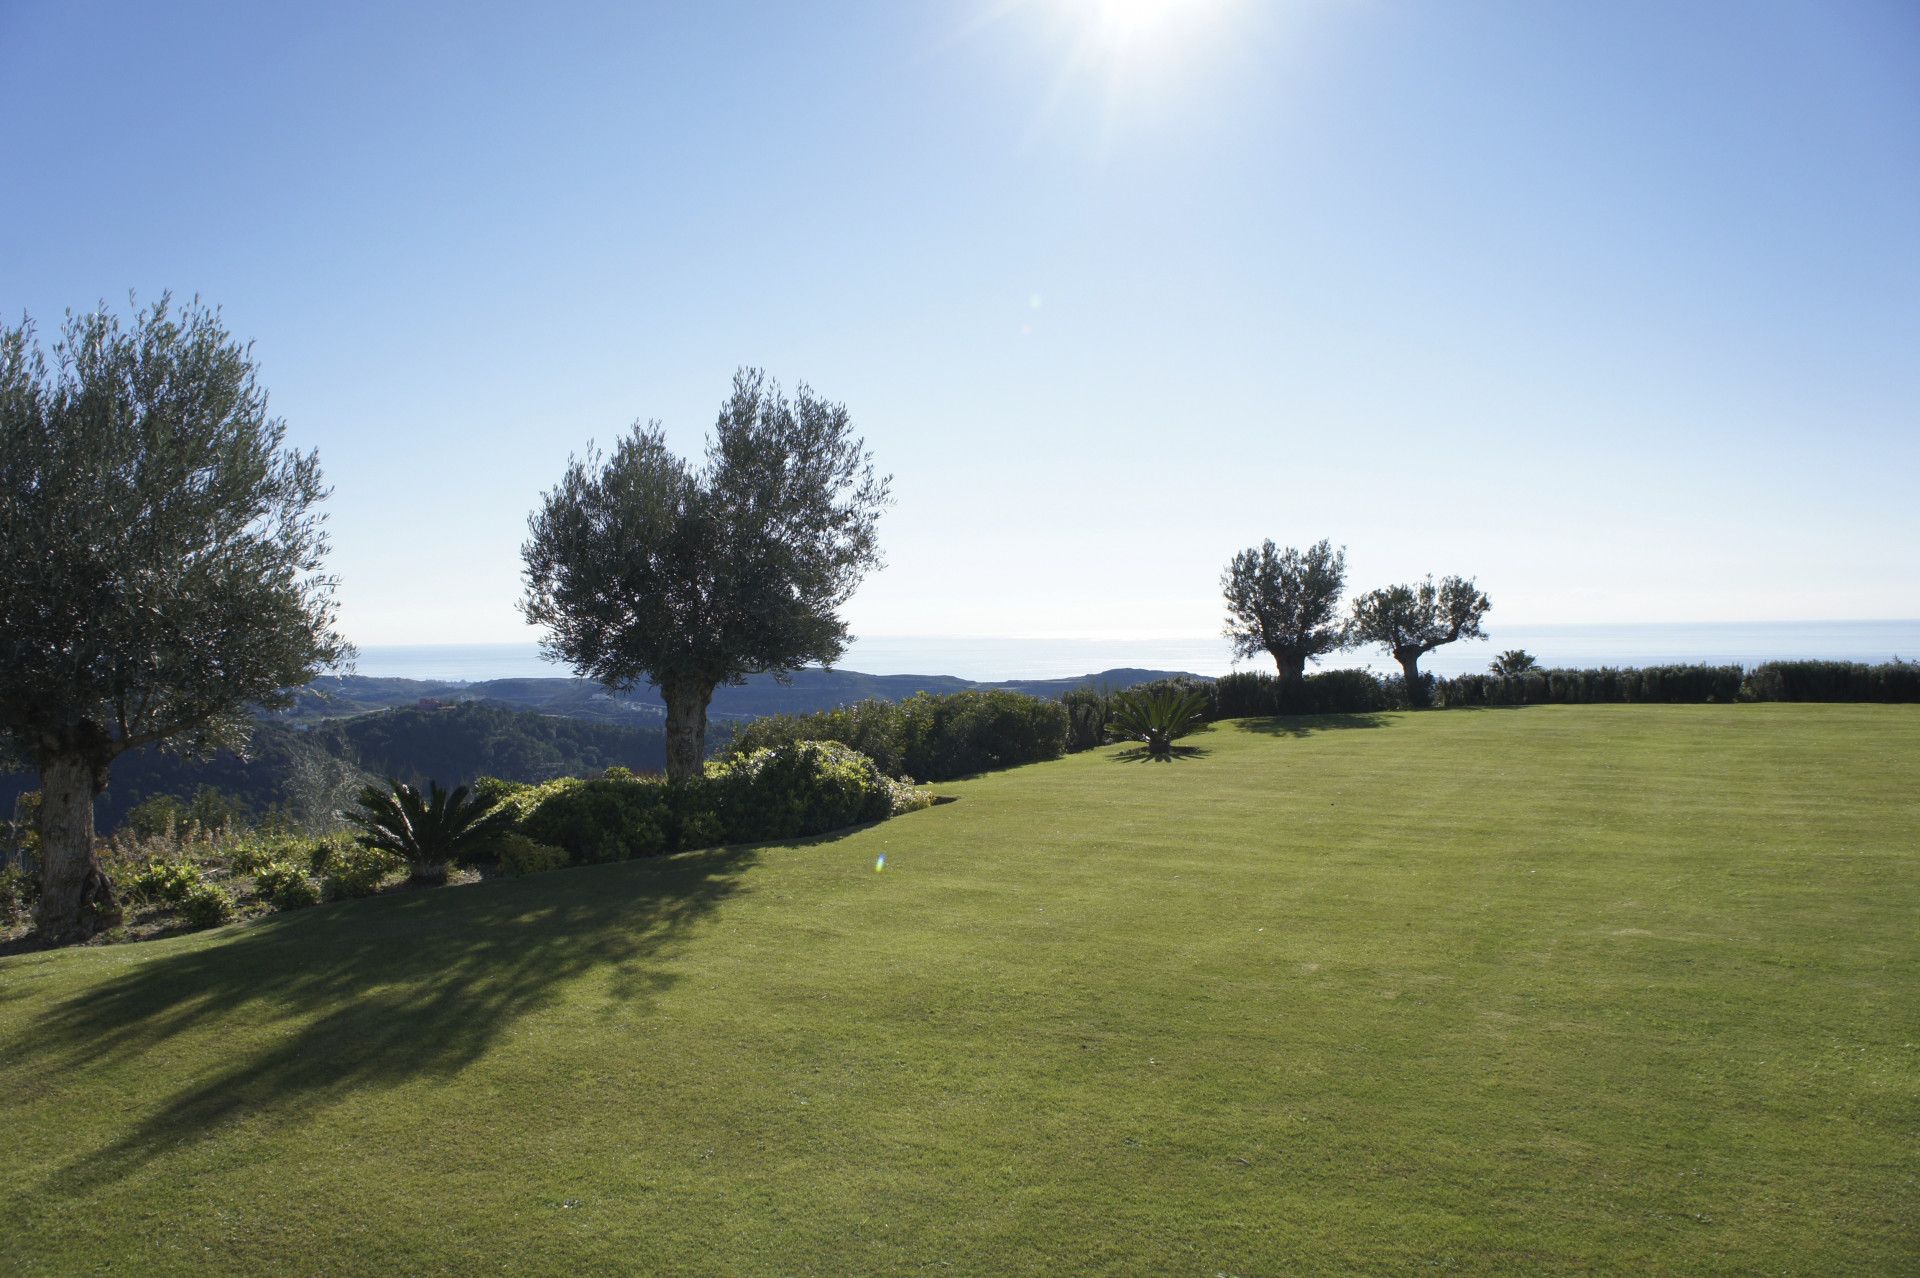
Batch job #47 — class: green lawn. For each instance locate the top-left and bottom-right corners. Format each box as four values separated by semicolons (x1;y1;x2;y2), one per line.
2;705;1915;1275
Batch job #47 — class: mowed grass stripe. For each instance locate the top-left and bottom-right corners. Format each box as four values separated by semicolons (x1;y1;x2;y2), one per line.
0;704;1914;1274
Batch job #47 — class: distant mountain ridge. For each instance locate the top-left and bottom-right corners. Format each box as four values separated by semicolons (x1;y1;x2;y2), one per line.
285;666;1202;725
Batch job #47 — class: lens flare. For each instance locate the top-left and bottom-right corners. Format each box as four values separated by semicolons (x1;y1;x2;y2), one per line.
875;854;887;872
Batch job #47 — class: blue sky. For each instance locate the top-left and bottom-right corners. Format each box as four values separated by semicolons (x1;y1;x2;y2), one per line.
3;0;1915;646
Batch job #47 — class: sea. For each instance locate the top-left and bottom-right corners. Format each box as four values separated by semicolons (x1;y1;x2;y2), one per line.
351;620;1920;684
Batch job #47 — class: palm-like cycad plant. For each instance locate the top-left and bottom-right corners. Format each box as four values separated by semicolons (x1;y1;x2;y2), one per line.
344;779;512;884
1106;686;1211;760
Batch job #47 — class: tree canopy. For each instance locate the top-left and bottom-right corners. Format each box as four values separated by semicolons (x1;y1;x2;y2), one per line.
0;296;346;938
522;369;890;779
1348;576;1492;703
1221;539;1349;681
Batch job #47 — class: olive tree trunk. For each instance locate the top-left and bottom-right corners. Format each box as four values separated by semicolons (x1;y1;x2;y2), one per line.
661;678;716;782
33;754;122;942
1269;649;1308;684
1397;652;1430;708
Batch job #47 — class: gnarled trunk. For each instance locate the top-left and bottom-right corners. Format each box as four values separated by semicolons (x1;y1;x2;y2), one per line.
1269;649;1308;684
1397;651;1430;708
33;753;122;943
661;678;716;782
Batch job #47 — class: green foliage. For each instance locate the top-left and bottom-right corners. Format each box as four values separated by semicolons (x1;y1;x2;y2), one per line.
1214;669;1398;717
1348;575;1492;703
119;858;208;907
0;297;348;774
1060;688;1112;751
308;701;669;788
321;843;404;900
0;865;39;921
706;741;898;842
1743;659;1920;703
1490;649;1539;677
344;779;514;880
1106;686;1212;758
178;881;236;930
1434;665;1746;707
512;777;670;863
1221;538;1349;678
725;690;1067;781
494;833;572;877
253;861;320;911
521;368;892;778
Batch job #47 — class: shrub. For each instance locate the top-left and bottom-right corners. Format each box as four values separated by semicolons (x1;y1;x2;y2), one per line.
1433;664;1745;707
1214;669;1395;717
304;833;357;877
494;832;571;877
514;776;671;862
345;779;514;882
1107;686;1211;758
1743;659;1920;703
726;690;1067;782
178;881;236;929
706;740;898;842
119;858;206;906
322;843;404;900
0;865;39;922
1060;688;1111;752
253;860;320;911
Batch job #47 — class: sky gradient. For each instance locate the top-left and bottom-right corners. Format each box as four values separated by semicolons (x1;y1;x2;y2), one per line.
4;0;1916;646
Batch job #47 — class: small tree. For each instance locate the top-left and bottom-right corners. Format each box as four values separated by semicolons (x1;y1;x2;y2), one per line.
522;369;890;780
1348;576;1492;705
0;298;347;942
1221;539;1349;682
1490;649;1538;677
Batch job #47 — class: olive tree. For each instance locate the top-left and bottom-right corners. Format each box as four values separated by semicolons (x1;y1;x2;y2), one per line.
0;298;348;941
1348;576;1491;704
1221;538;1349;682
521;369;890;781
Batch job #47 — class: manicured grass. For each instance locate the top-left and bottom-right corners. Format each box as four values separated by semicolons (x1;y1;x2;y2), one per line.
1;705;1915;1275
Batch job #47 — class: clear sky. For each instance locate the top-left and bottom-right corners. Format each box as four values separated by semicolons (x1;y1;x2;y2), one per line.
4;0;1916;646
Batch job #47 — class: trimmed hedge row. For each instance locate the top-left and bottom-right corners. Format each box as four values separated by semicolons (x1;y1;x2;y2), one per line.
722;690;1068;780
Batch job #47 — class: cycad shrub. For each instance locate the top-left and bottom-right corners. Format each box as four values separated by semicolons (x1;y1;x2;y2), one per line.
344;779;514;883
1107;686;1211;759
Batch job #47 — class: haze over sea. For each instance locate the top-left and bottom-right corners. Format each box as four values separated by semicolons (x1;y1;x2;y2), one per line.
354;620;1920;685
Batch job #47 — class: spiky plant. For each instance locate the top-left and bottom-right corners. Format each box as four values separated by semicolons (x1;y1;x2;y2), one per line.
1490;649;1539;677
1106;687;1211;760
343;780;512;884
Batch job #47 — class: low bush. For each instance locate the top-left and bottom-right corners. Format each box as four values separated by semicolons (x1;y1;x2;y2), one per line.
119;858;207;907
1214;669;1397;717
253;861;321;911
707;740;900;842
1743;659;1920;703
178;881;236;929
1434;664;1745;707
321;843;404;900
495;832;571;877
513;777;670;862
0;865;38;922
727;690;1067;782
1060;688;1111;752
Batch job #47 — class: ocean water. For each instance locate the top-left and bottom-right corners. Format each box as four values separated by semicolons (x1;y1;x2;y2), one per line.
352;620;1920;684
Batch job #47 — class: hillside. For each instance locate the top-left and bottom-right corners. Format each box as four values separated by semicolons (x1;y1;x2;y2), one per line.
1;704;1914;1274
283;665;1199;724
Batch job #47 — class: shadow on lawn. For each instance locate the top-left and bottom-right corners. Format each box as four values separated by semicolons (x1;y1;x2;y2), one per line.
17;844;761;1192
1110;744;1213;763
1231;712;1389;739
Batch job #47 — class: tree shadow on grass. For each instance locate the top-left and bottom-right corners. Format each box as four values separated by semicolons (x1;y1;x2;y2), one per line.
1110;744;1213;763
1231;713;1390;739
13;844;759;1193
